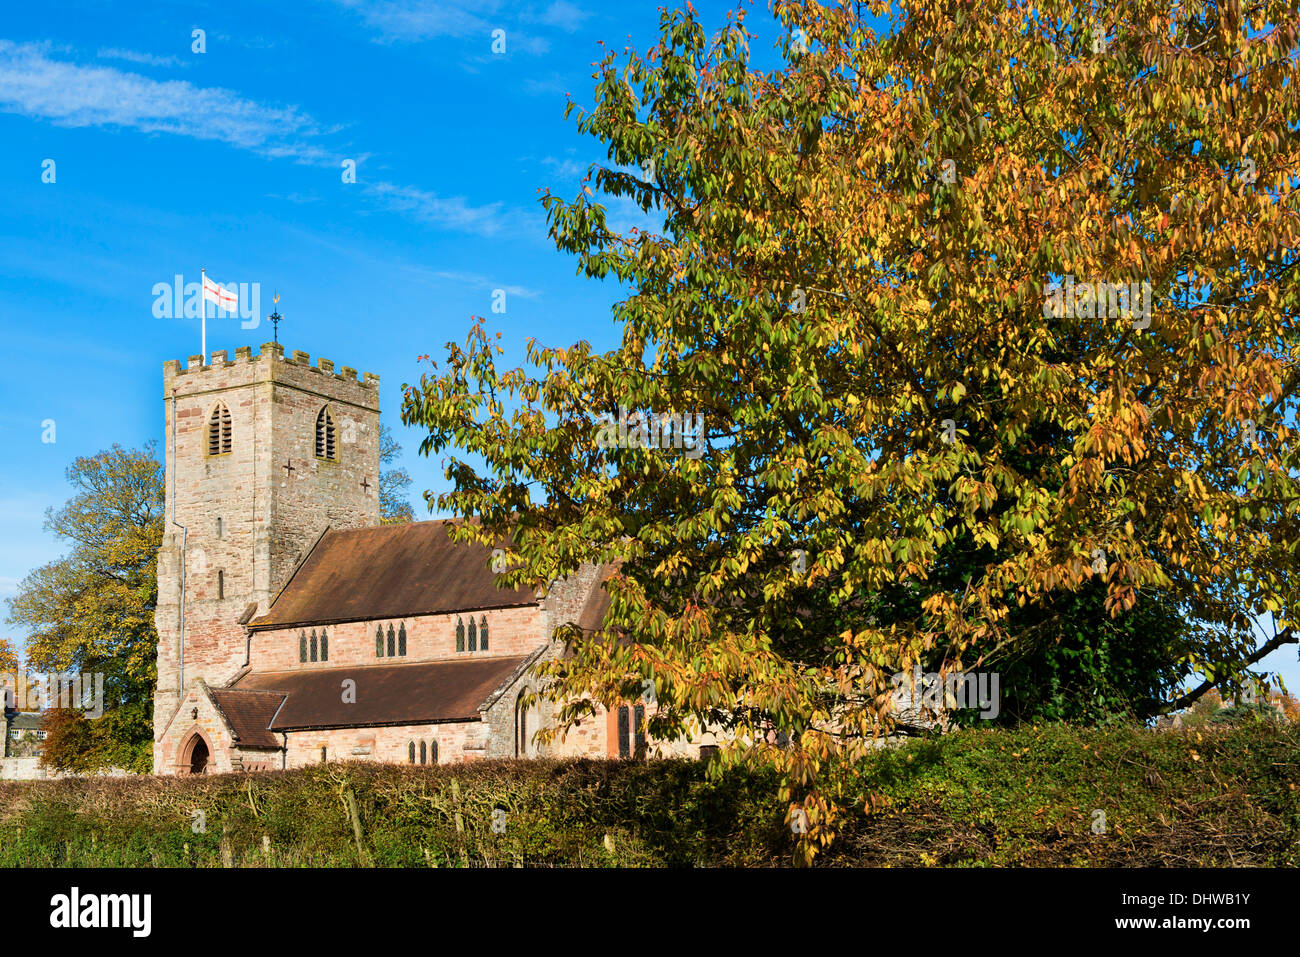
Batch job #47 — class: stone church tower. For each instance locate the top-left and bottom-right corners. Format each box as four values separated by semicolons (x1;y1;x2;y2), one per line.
152;343;380;771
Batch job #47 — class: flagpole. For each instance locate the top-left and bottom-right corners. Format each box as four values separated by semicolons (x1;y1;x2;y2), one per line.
200;267;207;364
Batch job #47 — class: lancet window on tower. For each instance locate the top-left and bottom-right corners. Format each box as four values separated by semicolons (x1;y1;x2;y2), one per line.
208;403;232;455
315;406;336;460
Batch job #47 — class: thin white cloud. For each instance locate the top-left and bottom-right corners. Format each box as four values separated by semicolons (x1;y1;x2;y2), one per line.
330;0;554;52
528;1;590;33
541;154;586;181
0;40;527;237
332;0;500;43
415;267;539;298
0;40;331;163
365;181;511;236
97;47;186;68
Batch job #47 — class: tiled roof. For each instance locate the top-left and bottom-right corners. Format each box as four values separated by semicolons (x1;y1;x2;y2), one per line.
231;655;531;730
209;689;286;749
6;712;43;732
249;520;538;630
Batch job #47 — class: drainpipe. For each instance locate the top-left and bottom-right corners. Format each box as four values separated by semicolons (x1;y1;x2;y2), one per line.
172;390;187;697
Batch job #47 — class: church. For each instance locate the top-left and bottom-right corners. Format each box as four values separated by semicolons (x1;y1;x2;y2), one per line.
151;342;687;774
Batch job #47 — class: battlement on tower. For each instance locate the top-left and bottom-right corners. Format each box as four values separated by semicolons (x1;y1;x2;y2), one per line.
162;343;380;409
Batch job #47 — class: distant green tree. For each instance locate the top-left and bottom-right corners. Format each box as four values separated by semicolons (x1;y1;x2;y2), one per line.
6;443;162;773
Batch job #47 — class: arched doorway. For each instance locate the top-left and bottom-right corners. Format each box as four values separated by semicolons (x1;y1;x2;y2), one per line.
181;733;210;775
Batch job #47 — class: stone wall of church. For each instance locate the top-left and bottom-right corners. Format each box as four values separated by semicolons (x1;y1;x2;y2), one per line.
282;720;486;768
153;343;380;774
157;680;239;776
248;604;544;672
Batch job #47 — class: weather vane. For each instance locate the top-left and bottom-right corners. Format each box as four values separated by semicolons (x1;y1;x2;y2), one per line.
269;292;283;344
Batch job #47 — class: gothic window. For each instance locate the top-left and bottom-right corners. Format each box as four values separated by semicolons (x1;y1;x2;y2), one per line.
217;569;224;600
398;622;407;657
387;624;395;657
616;704;647;760
455;617;465;652
315;406;337;460
299;632;307;663
430;740;438;764
408;741;415;764
376;625;384;657
634;704;646;757
419;741;427;764
479;615;489;650
310;630;318;662
320;630;328;662
207;403;232;455
468;617;477;652
515;691;529;758
320;746;327;763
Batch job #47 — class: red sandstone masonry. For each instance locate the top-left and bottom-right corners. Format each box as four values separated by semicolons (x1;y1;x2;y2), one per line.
154;343;380;772
250;606;544;672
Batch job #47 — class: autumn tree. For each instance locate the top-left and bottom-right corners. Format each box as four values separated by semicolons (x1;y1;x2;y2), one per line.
402;0;1300;858
380;423;415;524
6;443;163;772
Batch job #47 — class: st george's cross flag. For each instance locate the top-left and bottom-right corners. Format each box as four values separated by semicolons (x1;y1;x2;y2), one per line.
197;268;238;364
202;272;238;312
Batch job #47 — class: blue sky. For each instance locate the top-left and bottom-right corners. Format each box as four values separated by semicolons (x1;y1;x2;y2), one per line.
0;0;772;601
0;0;1295;694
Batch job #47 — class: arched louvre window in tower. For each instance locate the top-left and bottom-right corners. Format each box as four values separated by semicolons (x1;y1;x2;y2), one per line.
479;615;488;650
398;622;407;657
387;624;395;657
208;403;232;455
315;407;336;460
468;617;477;652
456;617;465;652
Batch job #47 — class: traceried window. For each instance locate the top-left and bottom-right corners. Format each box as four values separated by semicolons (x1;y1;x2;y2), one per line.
320;629;328;661
376;625;384;658
208;403;232;455
310;630;318;662
455;617;465;652
408;741;415;764
429;739;438;764
479;615;488;651
468;617;477;651
419;741;427;764
315;406;337;460
387;624;395;657
398;622;407;657
299;632;307;663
